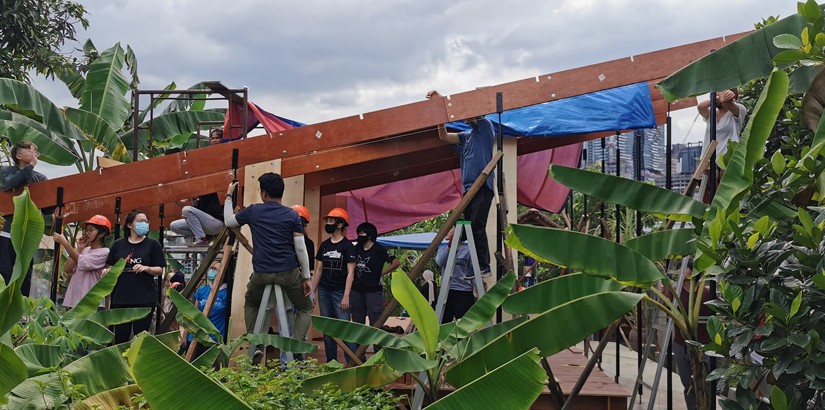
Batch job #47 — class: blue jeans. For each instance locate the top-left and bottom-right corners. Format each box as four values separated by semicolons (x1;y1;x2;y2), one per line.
318;286;355;363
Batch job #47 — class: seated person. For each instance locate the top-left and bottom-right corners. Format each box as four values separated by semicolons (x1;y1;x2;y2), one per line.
170;192;223;246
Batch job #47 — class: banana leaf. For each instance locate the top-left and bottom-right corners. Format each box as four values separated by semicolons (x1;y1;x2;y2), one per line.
0;78;84;140
622;229;696;261
451;271;516;340
244;333;318;354
126;333;250;409
403;322;457;353
382;346;439;373
64;107;128;162
428;348;545;410
169;288;221;345
0;109;82;166
191;345;220;369
507;224;664;287
82;307;152;327
657;12;811;100
64;259;125;322
0;343;27;405
137;82;177;124
502;272;622;315
391;270;439;359
120;110;226;151
160;82;210;115
13;344;61;376
445;291;643;388
311;316;410;349
81;43;131;130
0;189;43;336
72;319;114;345
300;364;401;393
549;165;706;220
710;69;789;219
75;385;141;410
451;316;530;361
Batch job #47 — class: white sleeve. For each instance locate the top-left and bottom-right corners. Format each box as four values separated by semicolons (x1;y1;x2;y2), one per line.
224;199;240;228
294;235;311;279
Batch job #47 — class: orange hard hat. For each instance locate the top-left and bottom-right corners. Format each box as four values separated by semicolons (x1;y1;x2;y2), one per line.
325;208;349;225
84;215;112;233
291;205;310;223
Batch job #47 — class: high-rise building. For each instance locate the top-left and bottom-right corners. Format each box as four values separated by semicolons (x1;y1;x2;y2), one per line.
582;126;665;182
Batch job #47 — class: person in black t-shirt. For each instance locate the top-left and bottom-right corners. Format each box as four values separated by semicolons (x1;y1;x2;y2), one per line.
104;209;166;344
312;207;356;363
351;222;398;355
170;193;224;246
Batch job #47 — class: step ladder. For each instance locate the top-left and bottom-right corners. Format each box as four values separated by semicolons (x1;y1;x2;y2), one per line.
628;140;717;409
247;282;294;363
411;221;488;410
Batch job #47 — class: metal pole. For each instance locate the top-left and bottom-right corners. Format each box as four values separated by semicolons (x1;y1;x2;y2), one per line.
132;89;139;161
708;92;718;410
614;131;621;382
666;106;674;410
495;92;504;324
50;187;64;302
600;138;606;239
156;203;165;331
635;130;643;397
114;197;122;240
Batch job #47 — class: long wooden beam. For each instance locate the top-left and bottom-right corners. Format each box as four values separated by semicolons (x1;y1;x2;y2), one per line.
1;32;743;216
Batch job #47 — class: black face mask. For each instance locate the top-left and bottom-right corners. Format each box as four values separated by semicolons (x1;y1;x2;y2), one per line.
356;236;369;246
324;224;337;234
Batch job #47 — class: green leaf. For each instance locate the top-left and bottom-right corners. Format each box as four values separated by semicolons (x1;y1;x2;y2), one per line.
382;347;438;372
813;272;825;290
391;270;438;359
311;316;409;349
0;343;27;403
549;165;706;219
746;233;759;250
451;316;530;360
502;272;622;314
773;49;809;64
65;259;126;322
771;385;788;410
507;224;664;287
789;291;803;320
169;288;222;345
300;364;400;393
13;344;61;376
445;291;643;388
0;119;80;165
451;271;516;340
770;150;786;175
82;307;152;327
244;333;318;354
803;0;823;22
126;333;250;409
773;34;803;50
798;208;815;236
81;43;131;130
191;345;220;369
622;229;696;261
65;107;128;161
74;385;141;410
0;78;84;140
73;318;114;345
120;111;226;151
428;349;546;410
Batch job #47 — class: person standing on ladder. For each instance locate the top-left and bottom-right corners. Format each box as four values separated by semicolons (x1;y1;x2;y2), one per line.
435;227;476;323
312;208;357;363
223;173;313;359
427;90;494;277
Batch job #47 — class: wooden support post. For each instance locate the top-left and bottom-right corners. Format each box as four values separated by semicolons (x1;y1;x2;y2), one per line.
347;151;503;366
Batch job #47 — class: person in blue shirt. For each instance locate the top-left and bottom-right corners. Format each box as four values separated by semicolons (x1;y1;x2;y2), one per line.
435;227;476;323
187;261;228;358
427;90;494;277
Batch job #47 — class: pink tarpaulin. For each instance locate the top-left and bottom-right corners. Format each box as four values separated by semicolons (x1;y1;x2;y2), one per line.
342;143;583;237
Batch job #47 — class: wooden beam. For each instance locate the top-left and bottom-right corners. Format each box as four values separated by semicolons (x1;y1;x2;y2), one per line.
0;32;745;216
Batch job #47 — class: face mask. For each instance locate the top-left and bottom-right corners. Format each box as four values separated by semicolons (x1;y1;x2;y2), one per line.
324;224;337;234
356;235;369;246
207;269;217;281
134;222;150;236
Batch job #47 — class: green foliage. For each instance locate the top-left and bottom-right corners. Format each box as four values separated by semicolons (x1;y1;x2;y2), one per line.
206;359;401;410
0;0;89;83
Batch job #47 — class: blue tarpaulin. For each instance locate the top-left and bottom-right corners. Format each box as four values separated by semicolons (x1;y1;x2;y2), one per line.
448;82;656;136
377;232;446;250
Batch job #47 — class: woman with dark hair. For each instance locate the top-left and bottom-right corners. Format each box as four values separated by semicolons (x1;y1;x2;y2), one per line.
105;209;166;344
54;215;112;309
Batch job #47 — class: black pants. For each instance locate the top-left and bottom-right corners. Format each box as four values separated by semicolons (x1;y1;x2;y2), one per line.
350;290;384;355
463;186;494;272
0;235;31;297
111;302;155;345
441;290;475;323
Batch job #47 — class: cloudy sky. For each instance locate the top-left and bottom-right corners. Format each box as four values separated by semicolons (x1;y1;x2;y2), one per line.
30;0;799;178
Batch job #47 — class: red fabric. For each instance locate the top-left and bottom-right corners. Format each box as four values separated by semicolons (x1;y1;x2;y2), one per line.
341;143;583;237
222;101;294;140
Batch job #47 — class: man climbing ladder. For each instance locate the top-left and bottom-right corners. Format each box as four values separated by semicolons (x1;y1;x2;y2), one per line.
223;172;313;359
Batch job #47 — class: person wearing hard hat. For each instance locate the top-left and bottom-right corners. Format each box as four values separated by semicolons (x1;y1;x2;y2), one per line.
223;173;313;361
312;207;357;363
53;215;112;309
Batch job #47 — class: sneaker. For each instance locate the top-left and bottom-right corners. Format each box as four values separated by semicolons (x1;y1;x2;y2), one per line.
187;238;210;247
480;269;492;278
